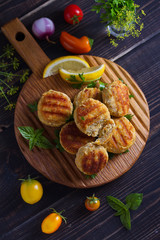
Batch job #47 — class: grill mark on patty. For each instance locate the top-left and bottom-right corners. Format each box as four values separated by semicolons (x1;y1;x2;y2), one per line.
116;127;128;146
42;111;69;118
82;152;94;173
78;103;98;117
112;83;129;115
42;103;71;110
45;95;67;102
118;118;133;140
81;109;108;127
60;122;94;154
111;135;119;149
82;150;107;174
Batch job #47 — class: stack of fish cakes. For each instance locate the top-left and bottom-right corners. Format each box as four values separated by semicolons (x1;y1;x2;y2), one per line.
37;79;136;176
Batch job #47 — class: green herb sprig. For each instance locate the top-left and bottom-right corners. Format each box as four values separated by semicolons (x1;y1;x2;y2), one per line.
70;73;85;89
28;102;38;112
0;44;29;110
124;114;134;121
87;79;107;91
18;126;53;150
91;0;146;47
85;174;97;179
107;193;143;230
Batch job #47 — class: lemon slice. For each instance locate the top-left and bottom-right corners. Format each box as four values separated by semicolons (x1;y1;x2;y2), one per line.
43;56;90;78
59;64;105;83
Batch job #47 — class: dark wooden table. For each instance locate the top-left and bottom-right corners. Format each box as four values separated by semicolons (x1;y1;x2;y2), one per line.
0;0;160;239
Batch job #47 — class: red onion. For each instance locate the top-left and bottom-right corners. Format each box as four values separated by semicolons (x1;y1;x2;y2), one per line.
32;17;55;44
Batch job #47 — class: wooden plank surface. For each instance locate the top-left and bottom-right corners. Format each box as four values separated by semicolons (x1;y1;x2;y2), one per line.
0;0;159;239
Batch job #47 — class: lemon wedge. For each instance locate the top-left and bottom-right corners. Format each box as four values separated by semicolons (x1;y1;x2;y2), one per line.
43;56;90;78
59;64;105;83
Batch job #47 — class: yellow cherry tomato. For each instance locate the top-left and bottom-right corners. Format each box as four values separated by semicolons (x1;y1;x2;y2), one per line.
20;175;43;204
85;194;100;211
41;209;67;234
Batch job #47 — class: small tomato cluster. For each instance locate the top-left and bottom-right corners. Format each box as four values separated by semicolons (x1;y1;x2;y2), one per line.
19;175;100;234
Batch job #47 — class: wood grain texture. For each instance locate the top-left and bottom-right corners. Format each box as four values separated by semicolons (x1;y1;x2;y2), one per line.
1;18;50;76
1;18;150;188
13;56;150;188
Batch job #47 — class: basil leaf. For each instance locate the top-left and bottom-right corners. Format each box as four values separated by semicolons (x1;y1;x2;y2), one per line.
125;193;143;210
107;196;128;212
35;135;53;149
18;126;34;140
28;102;38;112
35;128;44;138
120;210;131;230
29;137;36;151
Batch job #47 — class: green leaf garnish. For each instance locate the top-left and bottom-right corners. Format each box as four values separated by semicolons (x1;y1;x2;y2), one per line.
124;114;134;121
108;152;115;159
129;94;134;98
81;116;85;120
85;174;97;179
28;102;38;112
87;81;97;88
125;193;143;210
106;193;143;230
120;210;131;230
18;126;53;150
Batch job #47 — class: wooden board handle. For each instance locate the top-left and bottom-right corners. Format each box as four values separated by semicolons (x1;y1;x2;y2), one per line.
1;18;50;76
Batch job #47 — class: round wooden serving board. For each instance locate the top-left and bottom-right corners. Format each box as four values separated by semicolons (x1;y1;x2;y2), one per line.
1;19;150;188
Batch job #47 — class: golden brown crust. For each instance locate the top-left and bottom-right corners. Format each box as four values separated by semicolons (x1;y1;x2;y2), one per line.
75;142;108;175
38;89;73;127
103;117;136;153
95;119;115;145
74;98;111;137
60;121;95;155
74;87;101;107
102;80;130;117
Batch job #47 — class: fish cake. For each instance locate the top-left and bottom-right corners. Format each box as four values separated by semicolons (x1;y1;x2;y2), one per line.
74;98;111;137
75;142;108;175
60;121;95;155
74;87;101;107
38;89;73;127
95;119;115;145
102;80;130;117
103;117;136;153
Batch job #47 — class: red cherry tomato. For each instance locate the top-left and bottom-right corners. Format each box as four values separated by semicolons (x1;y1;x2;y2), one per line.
64;4;83;25
85;194;100;211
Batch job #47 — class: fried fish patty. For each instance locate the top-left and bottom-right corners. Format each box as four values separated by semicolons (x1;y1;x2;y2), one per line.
75;142;108;175
74;98;111;137
103;117;136;153
60;121;95;155
74;87;101;107
38;89;73;127
102;80;130;117
95;119;115;145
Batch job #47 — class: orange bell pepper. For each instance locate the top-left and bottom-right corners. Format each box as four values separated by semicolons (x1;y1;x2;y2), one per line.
60;31;94;54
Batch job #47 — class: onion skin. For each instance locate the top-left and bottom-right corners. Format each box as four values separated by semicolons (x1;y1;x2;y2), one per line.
32;18;55;40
